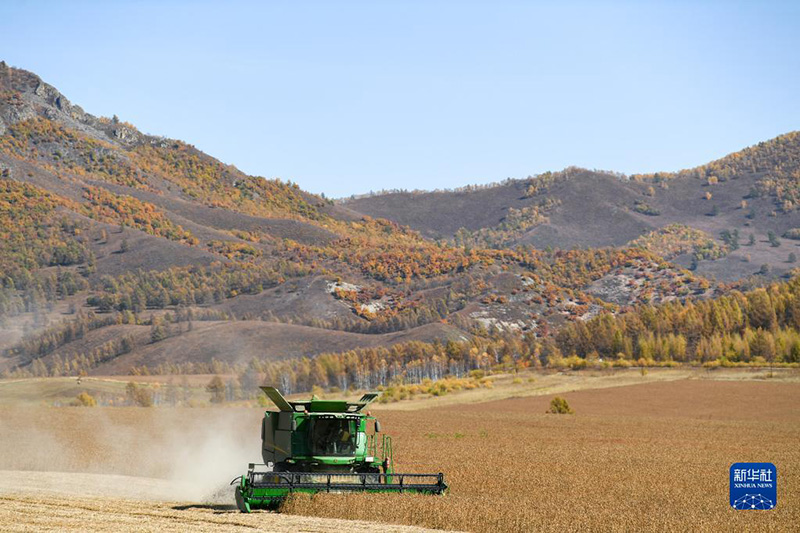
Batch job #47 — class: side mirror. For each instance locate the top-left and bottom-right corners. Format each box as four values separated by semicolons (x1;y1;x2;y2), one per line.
291;418;297;431
374;420;381;433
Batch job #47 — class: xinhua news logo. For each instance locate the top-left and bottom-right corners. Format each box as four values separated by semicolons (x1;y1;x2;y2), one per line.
730;462;777;510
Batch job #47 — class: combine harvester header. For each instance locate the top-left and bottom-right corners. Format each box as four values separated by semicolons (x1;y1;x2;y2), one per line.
232;387;448;512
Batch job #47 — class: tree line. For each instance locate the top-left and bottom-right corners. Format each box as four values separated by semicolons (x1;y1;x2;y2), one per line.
554;277;800;364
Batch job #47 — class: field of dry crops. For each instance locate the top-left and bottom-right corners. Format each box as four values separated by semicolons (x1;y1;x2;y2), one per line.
284;379;800;532
0;375;798;532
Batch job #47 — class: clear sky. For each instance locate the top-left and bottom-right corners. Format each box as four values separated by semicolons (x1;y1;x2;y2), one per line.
1;1;798;197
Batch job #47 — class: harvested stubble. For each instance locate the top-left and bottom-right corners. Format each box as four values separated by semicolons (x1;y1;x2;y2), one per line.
0;492;440;533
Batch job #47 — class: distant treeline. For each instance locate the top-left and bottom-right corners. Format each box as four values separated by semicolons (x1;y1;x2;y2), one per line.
555;277;800;364
9;277;800;385
228;277;800;393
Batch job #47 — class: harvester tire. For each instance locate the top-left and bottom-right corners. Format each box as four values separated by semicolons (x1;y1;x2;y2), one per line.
235;486;250;513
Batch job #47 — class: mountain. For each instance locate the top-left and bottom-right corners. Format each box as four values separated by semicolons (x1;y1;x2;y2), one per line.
0;62;795;383
343;134;800;282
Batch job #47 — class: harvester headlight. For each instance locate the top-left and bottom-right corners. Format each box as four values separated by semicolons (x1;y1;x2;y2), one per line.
366;456;374;462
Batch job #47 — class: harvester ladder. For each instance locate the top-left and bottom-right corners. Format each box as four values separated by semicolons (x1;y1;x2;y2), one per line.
367;433;394;474
381;434;394;477
382;434;393;469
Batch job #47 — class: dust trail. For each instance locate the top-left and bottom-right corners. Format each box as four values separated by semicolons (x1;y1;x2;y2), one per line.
0;407;263;503
163;412;257;502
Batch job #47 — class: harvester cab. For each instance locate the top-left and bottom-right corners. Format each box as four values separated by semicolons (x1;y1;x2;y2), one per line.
260;387;386;473
232;387;447;512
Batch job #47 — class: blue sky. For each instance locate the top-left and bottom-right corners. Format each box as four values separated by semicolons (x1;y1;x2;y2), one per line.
1;1;798;197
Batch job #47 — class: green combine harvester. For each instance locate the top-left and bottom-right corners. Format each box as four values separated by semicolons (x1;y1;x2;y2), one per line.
231;387;447;512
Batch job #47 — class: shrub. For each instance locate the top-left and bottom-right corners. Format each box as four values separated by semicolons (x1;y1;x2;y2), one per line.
783;228;800;240
564;355;587;370
547;396;574;415
207;375;226;403
633;201;660;216
126;382;154;407
75;391;96;407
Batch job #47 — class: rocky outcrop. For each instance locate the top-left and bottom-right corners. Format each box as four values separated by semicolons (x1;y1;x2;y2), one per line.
0;61;145;147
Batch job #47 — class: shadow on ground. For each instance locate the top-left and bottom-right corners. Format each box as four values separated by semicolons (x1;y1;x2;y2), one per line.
172;503;239;513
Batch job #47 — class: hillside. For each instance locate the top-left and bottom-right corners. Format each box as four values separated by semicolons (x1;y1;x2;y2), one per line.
343;135;800;282
0;62;797;387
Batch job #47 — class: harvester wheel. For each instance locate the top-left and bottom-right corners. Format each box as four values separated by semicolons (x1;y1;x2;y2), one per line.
235;486;250;513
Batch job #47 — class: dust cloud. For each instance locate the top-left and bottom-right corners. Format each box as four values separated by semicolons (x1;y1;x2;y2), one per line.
166;412;258;502
0;406;265;503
